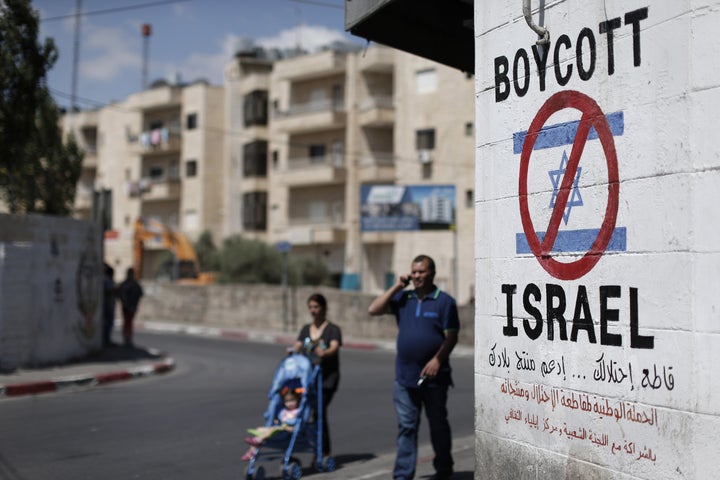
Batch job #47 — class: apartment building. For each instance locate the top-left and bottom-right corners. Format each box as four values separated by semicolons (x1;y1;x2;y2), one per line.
64;79;225;276
64;44;476;304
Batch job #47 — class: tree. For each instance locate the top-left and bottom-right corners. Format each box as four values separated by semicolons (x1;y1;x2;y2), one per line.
217;235;282;284
0;0;82;214
194;230;221;272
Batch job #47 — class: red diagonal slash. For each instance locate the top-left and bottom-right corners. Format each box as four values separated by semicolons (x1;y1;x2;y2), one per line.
518;90;619;280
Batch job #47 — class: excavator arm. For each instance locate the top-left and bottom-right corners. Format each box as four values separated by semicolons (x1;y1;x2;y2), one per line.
133;218;214;284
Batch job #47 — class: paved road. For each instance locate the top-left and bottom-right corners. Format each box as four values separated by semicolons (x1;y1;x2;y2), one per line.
0;330;475;479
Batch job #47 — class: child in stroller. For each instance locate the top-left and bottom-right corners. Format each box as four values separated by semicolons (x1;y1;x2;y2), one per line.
241;387;301;460
242;353;336;480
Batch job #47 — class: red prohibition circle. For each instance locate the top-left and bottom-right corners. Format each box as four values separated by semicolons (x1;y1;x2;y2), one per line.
518;90;619;281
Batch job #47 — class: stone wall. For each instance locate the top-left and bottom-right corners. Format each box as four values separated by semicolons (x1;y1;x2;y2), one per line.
139;281;474;346
0;214;102;370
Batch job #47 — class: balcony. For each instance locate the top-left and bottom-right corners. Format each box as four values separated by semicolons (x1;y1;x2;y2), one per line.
358;95;394;126
358;46;395;73
131;127;182;156
131;86;182;110
240;73;270;95
82;150;98;169
287;219;346;245
74;187;93;211
273;99;346;133
240;176;268;192
279;156;346;186
358;152;396;182
127;178;181;201
273;50;347;81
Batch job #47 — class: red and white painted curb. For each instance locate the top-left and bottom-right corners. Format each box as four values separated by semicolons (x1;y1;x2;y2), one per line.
136;321;399;353
0;352;175;398
135;321;473;357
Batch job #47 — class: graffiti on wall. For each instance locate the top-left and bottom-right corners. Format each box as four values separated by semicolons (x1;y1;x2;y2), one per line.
481;4;679;468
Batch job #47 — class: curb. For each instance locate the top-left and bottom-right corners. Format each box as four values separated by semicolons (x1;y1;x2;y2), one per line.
0;353;175;398
135;321;473;357
136;321;398;353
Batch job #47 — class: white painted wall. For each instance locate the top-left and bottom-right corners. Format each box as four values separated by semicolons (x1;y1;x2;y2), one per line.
0;214;102;370
474;1;720;478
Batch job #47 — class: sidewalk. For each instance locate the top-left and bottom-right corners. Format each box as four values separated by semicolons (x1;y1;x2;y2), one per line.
0;343;174;398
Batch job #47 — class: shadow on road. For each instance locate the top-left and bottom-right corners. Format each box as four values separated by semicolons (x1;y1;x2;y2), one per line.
70;344;165;364
332;452;377;467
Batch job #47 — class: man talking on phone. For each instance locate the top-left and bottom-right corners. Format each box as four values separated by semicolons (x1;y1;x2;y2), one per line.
368;254;459;480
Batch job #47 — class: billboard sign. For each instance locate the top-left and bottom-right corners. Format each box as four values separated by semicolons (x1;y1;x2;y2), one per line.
360;184;455;231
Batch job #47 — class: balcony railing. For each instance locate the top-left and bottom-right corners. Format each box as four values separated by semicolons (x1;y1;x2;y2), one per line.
358;152;395;182
359;95;393;111
287;155;345;170
276;98;344;117
127;125;182;153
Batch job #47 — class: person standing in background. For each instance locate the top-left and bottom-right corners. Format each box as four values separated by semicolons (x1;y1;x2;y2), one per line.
102;263;117;347
117;267;143;348
368;254;459;480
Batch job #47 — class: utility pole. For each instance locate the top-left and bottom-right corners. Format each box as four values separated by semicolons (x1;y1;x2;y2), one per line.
141;23;152;90
71;0;82;111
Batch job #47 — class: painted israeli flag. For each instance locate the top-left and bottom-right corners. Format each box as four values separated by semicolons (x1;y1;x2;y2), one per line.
514;111;627;254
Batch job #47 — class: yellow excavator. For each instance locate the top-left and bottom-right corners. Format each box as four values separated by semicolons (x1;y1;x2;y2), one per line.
133;218;215;285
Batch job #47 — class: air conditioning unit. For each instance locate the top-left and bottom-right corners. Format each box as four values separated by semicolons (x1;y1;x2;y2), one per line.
418;149;433;164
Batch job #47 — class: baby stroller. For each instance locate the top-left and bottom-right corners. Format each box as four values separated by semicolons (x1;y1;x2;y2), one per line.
244;352;336;480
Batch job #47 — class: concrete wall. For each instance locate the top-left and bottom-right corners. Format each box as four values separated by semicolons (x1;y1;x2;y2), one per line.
475;1;720;478
138;281;474;346
0;214;103;370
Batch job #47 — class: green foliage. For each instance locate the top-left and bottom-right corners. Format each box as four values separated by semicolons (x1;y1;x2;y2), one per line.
289;255;332;286
194;230;221;272
217;235;282;284
215;235;331;286
0;0;82;215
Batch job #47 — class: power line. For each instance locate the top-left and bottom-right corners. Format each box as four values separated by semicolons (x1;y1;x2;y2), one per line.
40;0;343;22
288;0;344;9
40;0;192;22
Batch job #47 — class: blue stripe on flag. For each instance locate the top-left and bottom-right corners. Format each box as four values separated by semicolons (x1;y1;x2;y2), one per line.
513;111;624;154
516;227;627;254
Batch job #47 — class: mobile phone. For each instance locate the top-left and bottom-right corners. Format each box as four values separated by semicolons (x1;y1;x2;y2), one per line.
417;375;428;386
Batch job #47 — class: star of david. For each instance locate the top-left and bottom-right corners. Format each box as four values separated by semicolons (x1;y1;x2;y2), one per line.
548;150;584;225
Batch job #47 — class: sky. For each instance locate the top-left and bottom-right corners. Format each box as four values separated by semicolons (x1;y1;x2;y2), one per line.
33;0;362;110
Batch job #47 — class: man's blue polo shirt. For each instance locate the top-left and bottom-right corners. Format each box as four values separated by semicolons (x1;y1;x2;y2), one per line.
389;286;460;388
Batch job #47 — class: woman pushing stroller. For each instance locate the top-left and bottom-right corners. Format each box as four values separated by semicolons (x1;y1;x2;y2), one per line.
241;293;342;476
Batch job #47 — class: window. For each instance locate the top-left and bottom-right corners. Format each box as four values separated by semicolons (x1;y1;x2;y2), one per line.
332;84;343;110
416;129;436;150
415;68;437;94
186;113;197;130
272;150;279;170
184;209;199;231
465;122;474;136
242;192;267;231
186;160;197;178
309;144;326;163
148;166;164;180
243;90;268;126
243;141;268;177
332;141;344;167
309;201;327;222
465;189;474;208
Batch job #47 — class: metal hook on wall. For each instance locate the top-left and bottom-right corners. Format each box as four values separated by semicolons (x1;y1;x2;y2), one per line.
523;0;550;45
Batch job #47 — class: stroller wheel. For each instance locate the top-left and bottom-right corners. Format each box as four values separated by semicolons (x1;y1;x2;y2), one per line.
322;456;336;473
283;461;302;480
253;466;266;480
